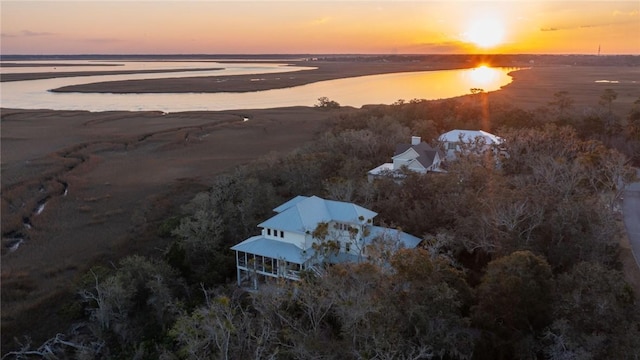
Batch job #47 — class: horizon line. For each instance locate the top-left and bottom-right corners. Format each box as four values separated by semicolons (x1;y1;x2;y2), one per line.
2;53;639;57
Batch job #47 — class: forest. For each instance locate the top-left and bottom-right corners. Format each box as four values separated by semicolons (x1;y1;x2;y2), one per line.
4;89;640;359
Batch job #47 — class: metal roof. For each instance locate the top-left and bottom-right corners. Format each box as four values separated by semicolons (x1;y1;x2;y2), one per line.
439;129;503;145
259;196;377;234
231;236;315;264
364;226;422;249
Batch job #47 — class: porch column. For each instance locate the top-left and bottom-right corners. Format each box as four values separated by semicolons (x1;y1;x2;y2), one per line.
235;251;241;286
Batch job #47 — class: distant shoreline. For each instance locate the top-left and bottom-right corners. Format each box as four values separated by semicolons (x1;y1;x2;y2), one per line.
4;54;637;94
0;67;224;82
47;60;482;94
6;54;640;94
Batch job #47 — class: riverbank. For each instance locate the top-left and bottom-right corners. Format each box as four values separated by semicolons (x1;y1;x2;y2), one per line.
48;60;484;93
0;67;224;82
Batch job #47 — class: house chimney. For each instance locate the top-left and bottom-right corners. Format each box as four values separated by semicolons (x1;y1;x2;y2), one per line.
411;136;421;145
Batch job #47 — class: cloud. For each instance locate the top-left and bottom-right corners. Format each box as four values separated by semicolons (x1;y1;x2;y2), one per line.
1;30;54;37
21;30;54;36
81;37;123;43
613;9;639;17
540;16;639;33
310;17;331;25
540;23;605;32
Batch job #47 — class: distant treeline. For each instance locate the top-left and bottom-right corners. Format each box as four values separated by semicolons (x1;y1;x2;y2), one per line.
2;53;639;66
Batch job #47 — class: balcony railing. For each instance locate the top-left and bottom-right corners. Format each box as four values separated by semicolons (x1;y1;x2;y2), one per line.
285;269;301;280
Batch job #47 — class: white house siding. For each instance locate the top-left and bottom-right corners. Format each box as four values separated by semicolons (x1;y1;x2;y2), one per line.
284;231;307;249
433;153;442;168
406;159;427;173
444;144;458;159
392;148;419;169
299;222;368;258
261;228;307;249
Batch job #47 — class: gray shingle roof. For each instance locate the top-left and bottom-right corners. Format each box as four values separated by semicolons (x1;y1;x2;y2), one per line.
394;142;442;168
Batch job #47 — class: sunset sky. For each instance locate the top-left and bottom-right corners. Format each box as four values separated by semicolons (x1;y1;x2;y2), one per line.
1;1;639;55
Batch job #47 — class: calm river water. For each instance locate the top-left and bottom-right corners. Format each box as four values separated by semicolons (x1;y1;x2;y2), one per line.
0;61;515;112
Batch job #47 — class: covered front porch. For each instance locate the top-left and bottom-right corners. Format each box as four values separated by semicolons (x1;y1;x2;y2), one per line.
231;236;316;290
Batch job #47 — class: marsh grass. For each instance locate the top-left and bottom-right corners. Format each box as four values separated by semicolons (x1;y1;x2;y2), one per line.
492;66;639;116
1;270;36;302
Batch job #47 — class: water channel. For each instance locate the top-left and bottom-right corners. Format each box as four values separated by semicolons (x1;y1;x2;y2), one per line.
1;61;515;112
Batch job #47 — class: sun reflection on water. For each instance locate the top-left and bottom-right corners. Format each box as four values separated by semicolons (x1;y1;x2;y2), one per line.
469;65;500;85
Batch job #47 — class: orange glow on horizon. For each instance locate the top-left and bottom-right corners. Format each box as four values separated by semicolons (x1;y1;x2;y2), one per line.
1;1;638;55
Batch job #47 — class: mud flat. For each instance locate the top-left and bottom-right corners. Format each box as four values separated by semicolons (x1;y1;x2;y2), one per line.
0;106;337;347
491;65;640;115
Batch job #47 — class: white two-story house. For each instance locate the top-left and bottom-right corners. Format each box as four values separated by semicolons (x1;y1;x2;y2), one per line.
439;129;504;160
231;195;421;289
368;136;445;181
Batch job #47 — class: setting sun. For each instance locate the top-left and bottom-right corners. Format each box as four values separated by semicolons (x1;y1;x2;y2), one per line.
464;18;506;49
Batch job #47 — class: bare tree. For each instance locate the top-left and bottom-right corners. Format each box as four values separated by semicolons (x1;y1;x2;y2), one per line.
548;91;574;118
490;197;544;245
1;332;106;360
171;296;235;360
599;88;617;114
577;142;637;211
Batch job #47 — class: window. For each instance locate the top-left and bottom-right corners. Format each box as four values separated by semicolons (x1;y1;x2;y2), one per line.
267;229;271;236
237;251;247;267
345;242;351;252
280;231;284;238
266;258;277;274
336;223;350;231
255;255;264;271
448;143;457;150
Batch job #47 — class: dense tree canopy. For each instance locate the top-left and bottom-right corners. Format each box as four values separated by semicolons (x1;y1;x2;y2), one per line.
6;92;639;359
